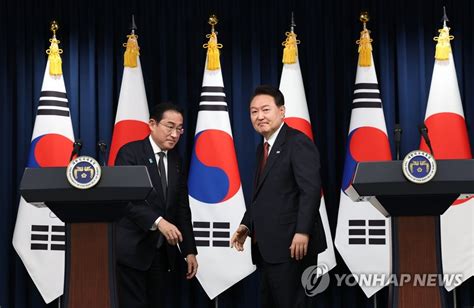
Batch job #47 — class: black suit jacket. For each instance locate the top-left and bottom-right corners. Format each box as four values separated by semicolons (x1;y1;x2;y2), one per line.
115;137;197;271
241;124;327;265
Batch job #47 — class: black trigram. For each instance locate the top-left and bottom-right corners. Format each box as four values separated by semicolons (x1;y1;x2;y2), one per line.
193;221;230;247
30;225;66;251
352;83;382;109
199;86;228;112
37;90;70;117
348;219;386;245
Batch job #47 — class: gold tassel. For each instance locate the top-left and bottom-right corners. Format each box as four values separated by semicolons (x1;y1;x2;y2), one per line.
46;37;63;76
434;25;454;60
356;28;373;67
282;31;300;64
203;32;222;70
123;33;140;68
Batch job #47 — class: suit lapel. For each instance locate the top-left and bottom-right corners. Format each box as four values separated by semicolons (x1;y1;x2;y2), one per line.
252;143;263;190
142;139;166;204
253;124;287;199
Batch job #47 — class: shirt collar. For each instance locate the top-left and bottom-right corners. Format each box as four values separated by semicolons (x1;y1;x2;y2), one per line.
148;135;168;155
264;122;284;149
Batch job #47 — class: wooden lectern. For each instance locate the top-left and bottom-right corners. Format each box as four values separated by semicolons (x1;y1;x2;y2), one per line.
20;166;153;308
348;159;474;308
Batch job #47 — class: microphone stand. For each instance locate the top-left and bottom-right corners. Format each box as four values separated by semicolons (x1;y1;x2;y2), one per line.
98;141;108;166
418;124;435;156
394;124;402;160
69;140;83;162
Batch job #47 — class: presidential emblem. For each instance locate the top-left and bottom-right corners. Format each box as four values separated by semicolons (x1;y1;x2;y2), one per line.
66;156;102;189
402;150;437;184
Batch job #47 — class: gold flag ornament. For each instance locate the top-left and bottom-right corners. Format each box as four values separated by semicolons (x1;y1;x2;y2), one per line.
123;32;140;68
46;21;63;76
356;12;373;67
203;15;223;70
434;24;454;61
282;31;300;64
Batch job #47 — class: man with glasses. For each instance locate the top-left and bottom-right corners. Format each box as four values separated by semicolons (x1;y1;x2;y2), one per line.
115;103;198;308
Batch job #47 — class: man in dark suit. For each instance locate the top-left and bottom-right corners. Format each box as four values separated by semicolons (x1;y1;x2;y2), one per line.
115;103;198;308
231;85;327;308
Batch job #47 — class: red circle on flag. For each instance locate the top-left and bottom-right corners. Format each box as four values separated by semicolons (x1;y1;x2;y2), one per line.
108;120;151;165
349;127;391;161
285;117;314;141
34;134;74;167
452;196;474;206
421;113;472;159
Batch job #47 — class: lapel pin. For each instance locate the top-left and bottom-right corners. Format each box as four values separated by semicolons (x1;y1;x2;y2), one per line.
276;150;281;154
149;158;154;164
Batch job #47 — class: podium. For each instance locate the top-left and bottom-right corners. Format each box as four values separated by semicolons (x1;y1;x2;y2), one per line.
348;159;474;308
20;166;153;308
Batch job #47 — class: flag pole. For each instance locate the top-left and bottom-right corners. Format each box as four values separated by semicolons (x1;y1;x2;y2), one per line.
208;15;219;308
55;6;61;278
49;21;64;308
453;288;457;308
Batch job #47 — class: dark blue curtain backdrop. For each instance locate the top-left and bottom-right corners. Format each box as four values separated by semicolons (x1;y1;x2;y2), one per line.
1;0;473;307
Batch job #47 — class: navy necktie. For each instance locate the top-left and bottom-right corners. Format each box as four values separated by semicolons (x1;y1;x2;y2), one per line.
157;152;167;201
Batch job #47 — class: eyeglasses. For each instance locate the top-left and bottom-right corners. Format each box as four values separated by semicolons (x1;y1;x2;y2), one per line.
158;122;184;135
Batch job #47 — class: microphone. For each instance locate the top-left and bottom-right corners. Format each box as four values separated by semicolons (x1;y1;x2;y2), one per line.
69;139;83;162
418;123;435;156
97;141;108;166
394;124;402;160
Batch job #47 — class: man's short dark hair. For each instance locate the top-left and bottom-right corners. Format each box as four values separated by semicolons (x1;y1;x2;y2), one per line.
250;85;285;107
150;102;184;122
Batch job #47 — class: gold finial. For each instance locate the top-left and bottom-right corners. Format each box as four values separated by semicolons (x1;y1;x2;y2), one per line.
123;15;140;67
204;15;222;70
50;21;59;37
47;20;63;75
360;12;369;29
433;7;454;61
208;14;218;33
357;12;372;67
282;12;300;64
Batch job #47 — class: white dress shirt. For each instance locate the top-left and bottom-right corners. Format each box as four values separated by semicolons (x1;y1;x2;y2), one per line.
148;135;168;230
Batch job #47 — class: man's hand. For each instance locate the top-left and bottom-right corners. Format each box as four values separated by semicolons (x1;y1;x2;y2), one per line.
186;254;198;279
230;225;249;251
157;218;183;245
289;233;309;260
